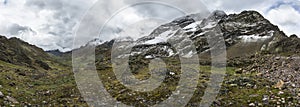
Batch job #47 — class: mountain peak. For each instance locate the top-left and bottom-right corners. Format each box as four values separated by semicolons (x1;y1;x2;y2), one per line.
240;10;263;16
208;10;228;20
220;10;283;39
86;38;104;46
227;10;267;24
290;34;298;38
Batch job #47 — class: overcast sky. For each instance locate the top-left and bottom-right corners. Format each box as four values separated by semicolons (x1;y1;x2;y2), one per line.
0;0;299;52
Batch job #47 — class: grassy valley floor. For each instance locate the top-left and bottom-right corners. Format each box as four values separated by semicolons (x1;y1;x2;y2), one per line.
0;53;299;106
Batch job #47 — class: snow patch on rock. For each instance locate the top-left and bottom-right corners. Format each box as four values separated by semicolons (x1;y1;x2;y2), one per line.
239;35;272;42
144;30;176;45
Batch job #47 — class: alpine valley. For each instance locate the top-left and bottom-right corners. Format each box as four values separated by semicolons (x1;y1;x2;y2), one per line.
0;10;300;106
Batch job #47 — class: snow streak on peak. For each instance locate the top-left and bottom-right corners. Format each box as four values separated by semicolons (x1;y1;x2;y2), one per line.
86;38;104;46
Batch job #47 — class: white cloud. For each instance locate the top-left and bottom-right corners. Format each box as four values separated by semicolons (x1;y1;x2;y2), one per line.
266;4;300;36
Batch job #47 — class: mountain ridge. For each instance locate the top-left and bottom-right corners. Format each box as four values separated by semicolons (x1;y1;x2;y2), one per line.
0;35;54;70
89;10;299;62
47;10;299;57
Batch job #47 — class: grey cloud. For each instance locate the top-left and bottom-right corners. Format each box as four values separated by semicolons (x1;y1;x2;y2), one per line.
216;0;266;10
134;3;185;20
25;0;45;8
23;0;94;51
8;23;36;36
25;0;63;10
202;0;277;13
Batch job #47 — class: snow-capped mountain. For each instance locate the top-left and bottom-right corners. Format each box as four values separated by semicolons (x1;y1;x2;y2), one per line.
86;38;104;46
106;10;285;60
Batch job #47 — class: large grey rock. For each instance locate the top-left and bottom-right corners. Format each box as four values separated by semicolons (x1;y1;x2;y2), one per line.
6;96;19;104
0;91;3;98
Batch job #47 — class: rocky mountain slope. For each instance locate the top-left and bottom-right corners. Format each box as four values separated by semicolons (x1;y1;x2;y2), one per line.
0;36;54;70
0;36;87;106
